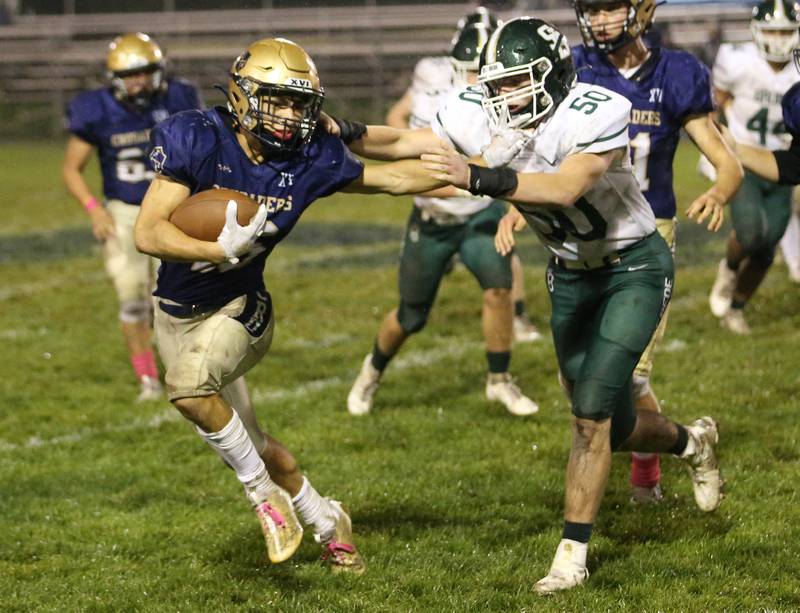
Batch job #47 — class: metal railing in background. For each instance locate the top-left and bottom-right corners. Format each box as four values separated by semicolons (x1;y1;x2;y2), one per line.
0;2;753;137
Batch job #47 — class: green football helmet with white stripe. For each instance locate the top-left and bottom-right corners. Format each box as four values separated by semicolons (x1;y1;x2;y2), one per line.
478;17;576;130
751;0;800;63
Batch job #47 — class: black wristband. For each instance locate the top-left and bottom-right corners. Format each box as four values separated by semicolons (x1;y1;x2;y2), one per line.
332;116;368;145
467;164;519;198
774;147;800;186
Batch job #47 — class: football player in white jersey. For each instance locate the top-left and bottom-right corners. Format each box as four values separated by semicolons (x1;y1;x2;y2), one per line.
571;0;743;506
386;7;543;344
421;17;724;594
347;11;540;418
708;0;800;332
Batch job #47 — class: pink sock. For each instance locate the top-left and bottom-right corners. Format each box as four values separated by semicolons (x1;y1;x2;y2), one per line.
131;350;159;380
631;452;660;488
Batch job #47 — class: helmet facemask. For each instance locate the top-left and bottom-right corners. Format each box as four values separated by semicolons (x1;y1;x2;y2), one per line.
751;23;800;63
479;58;554;130
229;73;324;154
751;0;800;63
109;63;165;110
573;0;655;54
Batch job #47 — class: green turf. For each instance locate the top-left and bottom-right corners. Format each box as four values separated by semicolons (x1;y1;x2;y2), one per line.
1;140;799;611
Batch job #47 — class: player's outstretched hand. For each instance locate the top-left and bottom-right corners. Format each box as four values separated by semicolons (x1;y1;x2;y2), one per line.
319;111;340;136
481;129;530;168
686;191;725;232
217;200;268;264
421;143;470;189
88;207;116;241
495;208;528;256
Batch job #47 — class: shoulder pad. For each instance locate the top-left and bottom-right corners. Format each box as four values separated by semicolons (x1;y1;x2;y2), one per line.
430;86;491;157
413;56;453;91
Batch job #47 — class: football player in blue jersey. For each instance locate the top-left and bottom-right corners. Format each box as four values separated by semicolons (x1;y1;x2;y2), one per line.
63;32;203;403
133;38;446;573
571;0;742;503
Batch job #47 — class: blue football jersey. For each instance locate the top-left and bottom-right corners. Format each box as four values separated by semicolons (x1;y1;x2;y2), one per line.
148;107;365;306
782;82;800;138
572;46;715;219
65;79;202;205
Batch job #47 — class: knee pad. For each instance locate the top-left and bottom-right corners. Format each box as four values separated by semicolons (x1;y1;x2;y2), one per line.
397;300;430;334
119;299;151;324
631;373;652;400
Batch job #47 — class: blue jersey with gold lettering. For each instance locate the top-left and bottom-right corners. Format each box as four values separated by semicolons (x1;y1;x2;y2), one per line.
149;106;364;306
572;46;714;219
783;82;800;138
65;79;202;205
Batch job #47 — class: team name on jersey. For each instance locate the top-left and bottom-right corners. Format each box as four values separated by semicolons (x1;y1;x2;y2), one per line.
110;129;151;147
213;184;294;213
754;89;785;105
630;109;662;126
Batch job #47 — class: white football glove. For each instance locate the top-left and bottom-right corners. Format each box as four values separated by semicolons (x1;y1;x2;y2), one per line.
481;128;530;168
216;200;269;265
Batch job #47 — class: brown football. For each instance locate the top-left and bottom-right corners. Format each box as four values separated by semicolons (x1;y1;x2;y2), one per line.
169;188;260;242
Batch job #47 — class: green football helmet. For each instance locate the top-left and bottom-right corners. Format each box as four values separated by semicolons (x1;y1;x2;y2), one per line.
751;0;800;63
449;23;494;84
478;17;576;130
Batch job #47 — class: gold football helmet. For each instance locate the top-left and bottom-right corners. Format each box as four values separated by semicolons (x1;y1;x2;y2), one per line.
573;0;657;53
227;38;325;153
106;32;165;108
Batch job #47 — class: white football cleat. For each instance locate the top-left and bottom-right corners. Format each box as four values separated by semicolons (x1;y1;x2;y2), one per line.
315;499;366;575
534;540;589;595
683;417;723;512
513;315;543;343
136;376;163;403
347;354;382;416
709;258;736;318
720;309;751;335
486;373;539;416
246;480;304;563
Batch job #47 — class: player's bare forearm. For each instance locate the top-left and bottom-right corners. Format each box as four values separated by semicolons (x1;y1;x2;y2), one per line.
134;177;226;263
734;142;780;182
348;126;441;161
685;114;743;203
423;142;617;207
345;159;446;195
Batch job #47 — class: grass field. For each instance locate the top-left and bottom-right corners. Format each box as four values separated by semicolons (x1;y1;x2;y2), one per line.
1;140;799;612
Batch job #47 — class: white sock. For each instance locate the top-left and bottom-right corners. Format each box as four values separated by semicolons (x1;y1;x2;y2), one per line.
292;477;337;537
553;538;588;570
198;411;268;485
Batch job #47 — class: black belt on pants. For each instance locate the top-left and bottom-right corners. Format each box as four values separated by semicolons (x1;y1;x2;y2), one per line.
158;301;219;318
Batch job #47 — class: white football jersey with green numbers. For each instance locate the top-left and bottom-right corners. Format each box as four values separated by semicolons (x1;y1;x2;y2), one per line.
714;42;800;151
432;81;656;261
406;56;494;219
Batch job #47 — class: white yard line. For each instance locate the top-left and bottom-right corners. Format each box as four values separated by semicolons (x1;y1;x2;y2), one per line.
0;272;106;302
0;340;480;452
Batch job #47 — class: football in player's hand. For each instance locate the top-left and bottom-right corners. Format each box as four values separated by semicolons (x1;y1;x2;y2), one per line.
169;188;260;241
